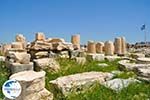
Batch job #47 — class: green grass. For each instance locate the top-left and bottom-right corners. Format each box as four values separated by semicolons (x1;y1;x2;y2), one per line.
0;62;10;99
65;82;150;100
0;58;150;100
45;58;150;100
115;71;137;79
45;58;120;90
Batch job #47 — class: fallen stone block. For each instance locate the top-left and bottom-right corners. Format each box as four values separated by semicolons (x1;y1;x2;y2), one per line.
47;38;65;43
105;56;120;61
11;42;23;49
10;62;33;74
35;51;49;59
5;71;53;100
87;53;105;61
137;77;150;82
6;52;31;64
135;67;150;78
118;60;135;71
102;78;140;91
34;58;60;72
137;57;150;64
29;41;53;51
49;71;114;96
118;60;150;71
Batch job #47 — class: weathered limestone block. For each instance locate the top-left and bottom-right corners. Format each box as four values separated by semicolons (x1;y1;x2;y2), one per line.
87;41;96;53
137;77;150;82
6;52;31;64
24;88;53;100
118;60;136;71
87;54;105;61
49;71;114;96
29;41;53;51
28;40;74;52
16;34;26;42
71;34;80;49
53;42;68;51
33;58;60;72
137;57;150;64
11;42;23;49
121;37;126;55
135;67;150;78
96;42;104;53
118;60;150;71
35;51;49;59
63;42;74;50
114;37;122;55
36;32;45;41
15;34;27;49
104;41;114;56
47;38;65;43
6;48;26;53
105;56;120;61
10;62;33;74
102;78;140;91
6;71;53;100
65;42;75;50
135;67;150;82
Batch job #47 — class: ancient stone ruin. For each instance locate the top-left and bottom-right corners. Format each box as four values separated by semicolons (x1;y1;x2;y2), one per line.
4;71;53;100
87;40;96;53
50;71;113;96
1;32;150;99
114;37;126;56
96;42;104;54
71;34;80;49
5;35;33;74
104;41;114;56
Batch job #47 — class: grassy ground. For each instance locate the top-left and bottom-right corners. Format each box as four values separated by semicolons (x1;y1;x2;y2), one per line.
65;82;150;100
0;58;150;100
45;58;150;100
0;62;10;99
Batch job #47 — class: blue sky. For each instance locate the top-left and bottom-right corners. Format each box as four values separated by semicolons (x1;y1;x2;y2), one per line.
0;0;150;44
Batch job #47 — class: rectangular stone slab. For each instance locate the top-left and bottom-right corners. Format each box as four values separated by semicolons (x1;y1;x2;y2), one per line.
49;71;113;96
10;62;33;74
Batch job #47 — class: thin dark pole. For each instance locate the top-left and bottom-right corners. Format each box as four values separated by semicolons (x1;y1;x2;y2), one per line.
144;30;146;44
